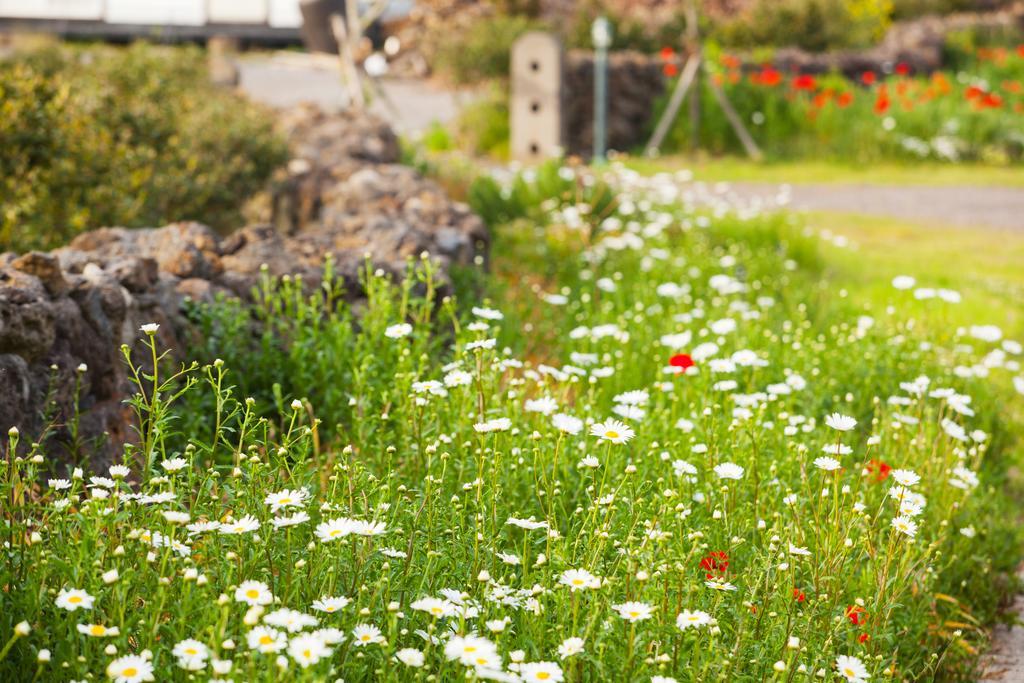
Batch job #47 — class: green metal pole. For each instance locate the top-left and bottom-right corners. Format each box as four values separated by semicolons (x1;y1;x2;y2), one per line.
594;45;607;163
591;16;611;164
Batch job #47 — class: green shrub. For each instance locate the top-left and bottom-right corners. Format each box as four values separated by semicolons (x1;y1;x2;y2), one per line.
715;0;892;51
453;88;511;158
0;42;288;253
430;13;543;85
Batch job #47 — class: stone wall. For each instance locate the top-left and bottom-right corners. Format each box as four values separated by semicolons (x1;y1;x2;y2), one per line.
563;49;667;157
0;105;487;465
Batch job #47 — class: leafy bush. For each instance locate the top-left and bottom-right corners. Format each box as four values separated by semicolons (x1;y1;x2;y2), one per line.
0;42;288;253
430;13;543;85
453;87;511;158
715;0;892;52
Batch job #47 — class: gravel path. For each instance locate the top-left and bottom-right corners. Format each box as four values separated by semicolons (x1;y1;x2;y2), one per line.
722;182;1024;231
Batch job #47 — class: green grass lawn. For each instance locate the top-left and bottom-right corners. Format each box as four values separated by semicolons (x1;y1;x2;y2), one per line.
806;211;1024;339
619;155;1024;188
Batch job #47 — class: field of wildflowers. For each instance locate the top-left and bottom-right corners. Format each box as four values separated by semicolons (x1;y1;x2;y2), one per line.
3;164;1023;682
655;42;1024;163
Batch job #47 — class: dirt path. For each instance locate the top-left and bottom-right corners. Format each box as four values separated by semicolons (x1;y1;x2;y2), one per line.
980;566;1024;681
717;182;1024;231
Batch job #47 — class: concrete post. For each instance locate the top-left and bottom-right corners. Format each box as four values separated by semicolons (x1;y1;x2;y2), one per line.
510;31;564;161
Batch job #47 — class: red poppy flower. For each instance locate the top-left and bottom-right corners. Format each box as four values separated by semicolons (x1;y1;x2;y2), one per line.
981;93;1003;109
846;605;867;626
660;46;675;61
965;85;985;101
793;588;806;602
792;74;816;91
836;91;854;108
813;91;831;108
895;62;910;76
861;71;877;86
752;67;783;87
670;353;694;370
874;91;890;114
663;63;678;78
700;551;729;578
1017;45;1024;58
867;459;892;482
858;633;871;644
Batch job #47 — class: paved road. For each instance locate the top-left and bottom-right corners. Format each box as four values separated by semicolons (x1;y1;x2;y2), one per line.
237;53;464;137
717;182;1024;231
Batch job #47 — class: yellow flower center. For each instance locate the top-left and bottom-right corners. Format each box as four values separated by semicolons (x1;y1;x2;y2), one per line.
844;669;855;677
605;431;619;439
122;668;137;677
246;589;259;599
330;530;343;537
464;646;477;653
69;596;82;604
629;611;640;617
303;649;312;659
279;498;291;505
90;625;105;636
537;673;551;681
572;579;584;586
361;635;371;641
259;635;273;645
185;648;197;655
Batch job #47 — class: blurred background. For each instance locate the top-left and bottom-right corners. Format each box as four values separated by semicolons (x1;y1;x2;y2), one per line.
0;0;1021;286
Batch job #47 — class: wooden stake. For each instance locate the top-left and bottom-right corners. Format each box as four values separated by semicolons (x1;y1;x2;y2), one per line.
707;76;763;161
644;55;701;157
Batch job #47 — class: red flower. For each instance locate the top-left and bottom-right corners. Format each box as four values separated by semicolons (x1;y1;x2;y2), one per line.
874;91;890;114
670;353;694;370
793;588;806;602
663;63;679;78
846;605;867;626
858;633;871;644
981;92;1003;109
867;459;892;482
965;85;985;101
700;551;729;578
895;62;910;76
836;91;854;108
1017;45;1024;58
861;71;877;86
721;54;741;70
752;67;782;87
792;74;816;91
660;46;675;61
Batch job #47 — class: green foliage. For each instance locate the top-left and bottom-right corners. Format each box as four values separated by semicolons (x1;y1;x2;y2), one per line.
0;42;288;253
715;0;892;52
178;256;451;452
1;162;1022;681
467;159;617;228
452;88;511;158
652;48;1024;163
430;13;544;85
